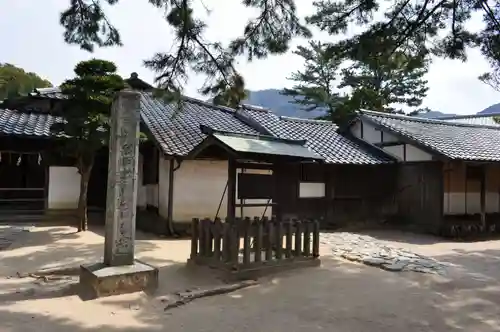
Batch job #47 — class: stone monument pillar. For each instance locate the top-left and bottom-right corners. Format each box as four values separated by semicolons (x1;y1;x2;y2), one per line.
104;89;139;266
79;90;158;300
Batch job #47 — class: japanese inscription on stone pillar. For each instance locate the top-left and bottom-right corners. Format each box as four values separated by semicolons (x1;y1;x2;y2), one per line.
104;90;141;266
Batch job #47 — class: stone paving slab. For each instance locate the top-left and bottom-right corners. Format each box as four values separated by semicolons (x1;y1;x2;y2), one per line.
321;232;447;275
0;225;32;251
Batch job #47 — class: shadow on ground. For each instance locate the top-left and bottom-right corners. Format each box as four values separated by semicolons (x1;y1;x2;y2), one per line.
0;226;500;331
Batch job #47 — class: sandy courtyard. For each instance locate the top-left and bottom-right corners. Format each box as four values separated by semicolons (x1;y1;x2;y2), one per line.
1;224;500;331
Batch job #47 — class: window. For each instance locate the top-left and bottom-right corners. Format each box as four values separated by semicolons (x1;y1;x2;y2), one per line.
299;182;325;198
298;163;326;198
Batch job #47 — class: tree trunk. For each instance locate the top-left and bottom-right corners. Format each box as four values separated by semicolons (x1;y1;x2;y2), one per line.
77;159;94;232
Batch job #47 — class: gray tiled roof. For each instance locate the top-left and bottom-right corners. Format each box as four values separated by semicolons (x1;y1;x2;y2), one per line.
23;87;395;164
359;110;500;161
30;87;66;99
439;113;500;127
140;92;260;156
241;106;394;164
0;109;61;137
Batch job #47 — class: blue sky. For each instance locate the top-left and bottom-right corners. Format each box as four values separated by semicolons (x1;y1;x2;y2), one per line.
0;0;498;115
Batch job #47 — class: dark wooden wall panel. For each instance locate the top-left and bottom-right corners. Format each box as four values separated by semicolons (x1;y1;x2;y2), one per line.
397;162;443;233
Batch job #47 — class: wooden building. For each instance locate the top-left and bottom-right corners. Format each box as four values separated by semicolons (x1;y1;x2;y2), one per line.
350;110;500;234
0;81;398;232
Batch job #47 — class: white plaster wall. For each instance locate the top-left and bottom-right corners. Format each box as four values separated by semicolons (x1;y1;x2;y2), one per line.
351;120;435;162
48;166;81;209
169;160;227;221
381;131;399;143
405;144;433;162
156;159;272;222
360;121;381;144
443;192;500;214
383;145;404;160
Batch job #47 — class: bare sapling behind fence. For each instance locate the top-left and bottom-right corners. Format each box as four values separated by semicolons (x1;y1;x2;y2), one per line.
189;217;320;274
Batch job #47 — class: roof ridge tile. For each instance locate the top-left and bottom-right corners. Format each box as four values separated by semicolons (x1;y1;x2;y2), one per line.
359;109;500;130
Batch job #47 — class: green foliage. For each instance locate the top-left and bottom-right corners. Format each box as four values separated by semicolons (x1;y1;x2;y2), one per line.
51;59;125;157
283;40;429;124
307;0;500;65
0;64;52;99
493;115;500;124
209;74;249;108
52;58;125;231
60;0;310;104
338;48;429;113
283;41;350;124
59;0;499;103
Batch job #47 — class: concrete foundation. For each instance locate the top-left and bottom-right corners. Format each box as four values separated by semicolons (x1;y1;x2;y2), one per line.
79;260;159;300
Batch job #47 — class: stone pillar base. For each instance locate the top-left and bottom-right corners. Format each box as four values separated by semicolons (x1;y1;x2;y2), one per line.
79;260;159;300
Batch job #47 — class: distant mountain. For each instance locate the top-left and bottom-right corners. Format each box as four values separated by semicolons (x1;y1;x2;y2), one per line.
478;103;500;115
244;89;325;119
244;88;499;120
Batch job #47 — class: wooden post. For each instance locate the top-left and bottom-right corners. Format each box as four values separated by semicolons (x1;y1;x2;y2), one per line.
243;217;251;265
227;158;237;222
312;220;320;257
254;217;263;262
222;223;231;262
203;218;212;257
274;217;283;259
229;218;241;265
480;165;486;228
285;220;293;258
198;219;206;257
190;218;199;259
303;220;311;256
294;220;302;256
213;218;223;261
265;219;273;261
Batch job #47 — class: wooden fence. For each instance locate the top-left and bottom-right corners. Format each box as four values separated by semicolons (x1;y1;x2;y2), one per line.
189;217;320;278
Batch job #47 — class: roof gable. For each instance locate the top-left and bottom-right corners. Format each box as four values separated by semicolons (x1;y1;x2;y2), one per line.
359;110;500;161
139;93;261;156
241;106;394;165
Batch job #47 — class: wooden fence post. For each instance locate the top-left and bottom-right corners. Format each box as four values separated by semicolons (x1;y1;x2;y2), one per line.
254;217;263;262
243;217;251;265
190;218;199;259
228;217;241;265
274;217;283;259
303;219;311;256
312;220;320;258
213;218;223;261
265;218;273;261
222;222;231;262
198;218;206;257
294;220;302;257
203;218;212;257
285;219;293;258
